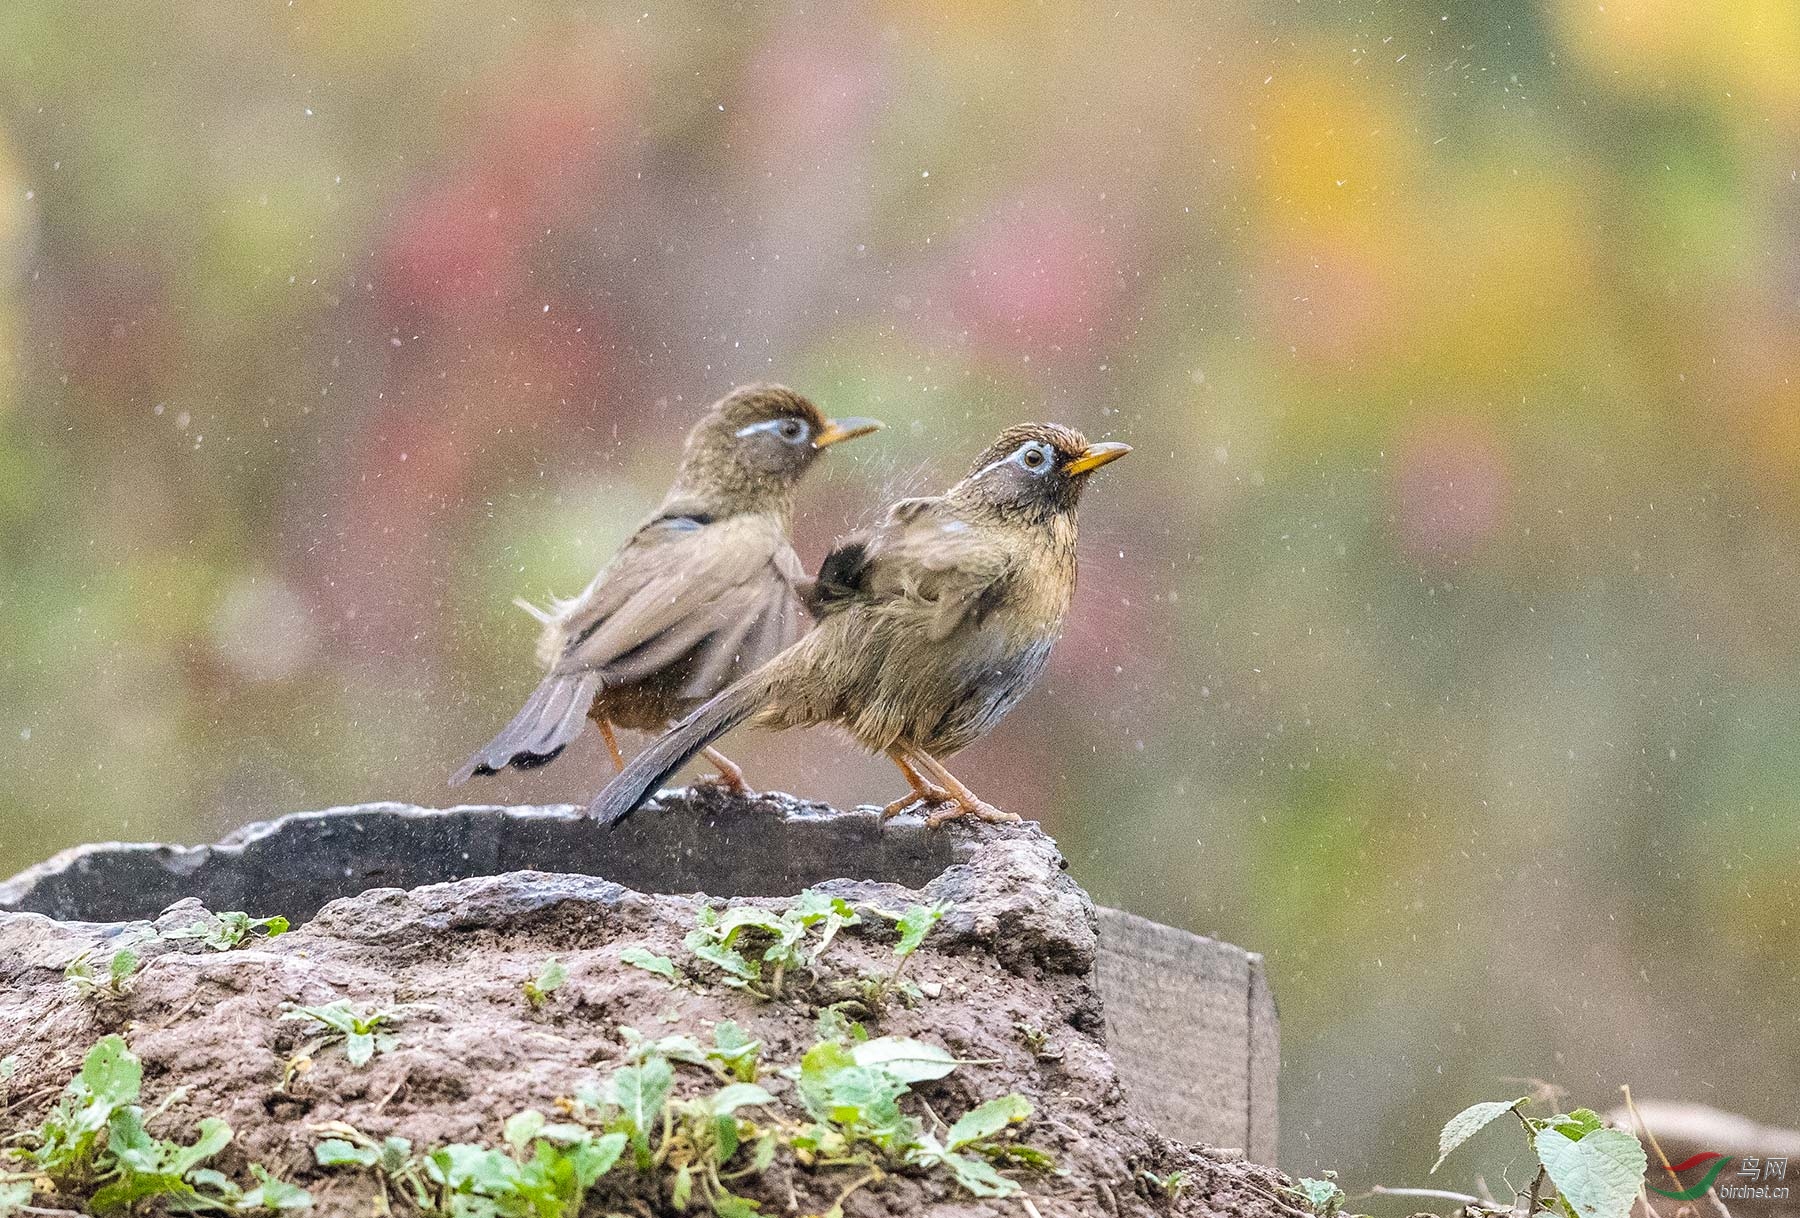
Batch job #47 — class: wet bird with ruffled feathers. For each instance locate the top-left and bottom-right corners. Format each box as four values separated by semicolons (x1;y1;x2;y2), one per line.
587;421;1131;826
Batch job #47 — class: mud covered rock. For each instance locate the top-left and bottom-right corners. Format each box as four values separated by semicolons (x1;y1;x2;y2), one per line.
0;793;1293;1217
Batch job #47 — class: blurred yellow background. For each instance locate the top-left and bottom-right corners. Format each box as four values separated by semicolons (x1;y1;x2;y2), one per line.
1;0;1795;1189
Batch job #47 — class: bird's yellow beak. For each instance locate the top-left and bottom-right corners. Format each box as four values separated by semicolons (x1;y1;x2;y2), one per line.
813;417;886;448
1064;441;1132;476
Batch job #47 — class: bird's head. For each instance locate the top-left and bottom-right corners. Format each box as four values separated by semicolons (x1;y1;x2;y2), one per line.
956;422;1131;519
677;384;884;507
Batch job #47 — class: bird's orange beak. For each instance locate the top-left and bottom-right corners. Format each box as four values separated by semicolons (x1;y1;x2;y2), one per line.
1064;441;1132;476
813;417;886;448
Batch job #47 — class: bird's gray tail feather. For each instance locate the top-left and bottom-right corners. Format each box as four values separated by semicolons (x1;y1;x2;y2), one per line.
449;671;603;787
587;670;773;825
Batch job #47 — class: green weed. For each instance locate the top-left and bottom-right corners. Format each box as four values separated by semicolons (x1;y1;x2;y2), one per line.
164;912;290;952
0;1035;309;1215
521;958;567;1010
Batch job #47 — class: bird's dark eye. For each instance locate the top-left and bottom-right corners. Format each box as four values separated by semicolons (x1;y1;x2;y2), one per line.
1020;445;1048;470
779;418;807;442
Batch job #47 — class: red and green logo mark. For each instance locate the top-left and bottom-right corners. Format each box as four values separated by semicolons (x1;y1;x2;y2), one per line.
1649;1154;1734;1199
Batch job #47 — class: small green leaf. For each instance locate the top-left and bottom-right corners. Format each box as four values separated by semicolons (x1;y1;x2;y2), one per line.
109;948;140;985
989;1143;1057;1170
750;1132;777;1173
1547;1109;1605;1141
611;1056;674;1162
1535;1126;1647;1218
712;907;788;940
82;1035;143;1106
942;1149;1018;1198
851;1036;958;1083
503;1109;546;1154
523;958;568;1008
709;1021;761;1081
715;1193;762;1218
685;932;760;983
345;1031;375;1068
620;946;679;982
1433;1097;1527;1172
573;1130;626;1181
240;1165;313;1212
893;903;946;957
711;1083;776;1115
947;1094;1032;1150
816;1006;870;1045
189;1168;241;1199
169;1116;235;1175
0;1180;33;1216
1295;1176;1346;1216
671;1164;693;1210
313;1138;378;1168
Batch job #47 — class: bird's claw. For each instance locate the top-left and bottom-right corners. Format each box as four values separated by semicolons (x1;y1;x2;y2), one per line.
882;784;951;820
696;771;751;796
924;798;1019;828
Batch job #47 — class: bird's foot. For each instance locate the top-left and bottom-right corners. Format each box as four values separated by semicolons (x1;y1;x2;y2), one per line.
925;797;1020;828
694;768;751;796
698;747;751;795
882;783;951;820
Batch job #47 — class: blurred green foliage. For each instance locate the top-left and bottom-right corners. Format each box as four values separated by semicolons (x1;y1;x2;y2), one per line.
1;0;1795;1193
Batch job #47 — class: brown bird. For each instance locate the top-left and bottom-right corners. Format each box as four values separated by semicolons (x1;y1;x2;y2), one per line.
587;422;1130;827
450;385;883;790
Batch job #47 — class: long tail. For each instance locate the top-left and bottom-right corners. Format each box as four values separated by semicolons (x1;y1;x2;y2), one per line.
449;671;604;787
587;669;776;825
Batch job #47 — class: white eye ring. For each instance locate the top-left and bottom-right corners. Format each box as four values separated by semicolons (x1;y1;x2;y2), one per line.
1018;444;1050;470
734;418;809;444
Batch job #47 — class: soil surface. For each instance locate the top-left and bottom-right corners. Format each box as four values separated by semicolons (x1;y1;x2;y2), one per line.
0;792;1300;1218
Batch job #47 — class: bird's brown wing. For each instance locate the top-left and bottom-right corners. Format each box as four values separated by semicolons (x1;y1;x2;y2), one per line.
675;543;804;698
816;496;1014;641
538;512;800;691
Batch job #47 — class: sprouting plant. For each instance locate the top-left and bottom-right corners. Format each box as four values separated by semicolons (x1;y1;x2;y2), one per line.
619;945;683;986
64;943;142;1000
0;1035;309;1214
522;957;567;1010
708;1021;762;1083
683;889;862;998
565;1045;776;1216
280;999;406;1070
432;1112;627;1218
311;1122;436;1213
1289;1173;1344;1216
613;1021;764;1086
1142;1168;1189;1199
1427;1094;1648;1218
847;902;946;1008
1011;1021;1062;1061
307;1018;1047;1216
163;911;290;951
788;1032;1045;1201
814;1004;869;1045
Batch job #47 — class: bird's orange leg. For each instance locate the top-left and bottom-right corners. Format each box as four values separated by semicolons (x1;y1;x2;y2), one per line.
882;747;950;819
901;746;1020;828
595;718;627;773
700;745;750;794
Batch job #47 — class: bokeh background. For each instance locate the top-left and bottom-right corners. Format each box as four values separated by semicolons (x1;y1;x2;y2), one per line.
2;0;1796;1194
